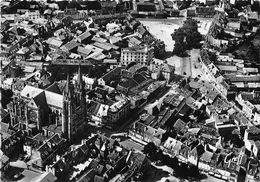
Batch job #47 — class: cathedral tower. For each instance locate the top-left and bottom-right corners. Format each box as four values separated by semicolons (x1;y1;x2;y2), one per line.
62;73;75;142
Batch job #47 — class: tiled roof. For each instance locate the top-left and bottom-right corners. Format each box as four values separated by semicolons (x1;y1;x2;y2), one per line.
92;36;107;43
226;75;260;82
109;36;121;44
206;90;219;101
61;40;79;51
1;154;9;164
200;151;213;163
77;46;91;56
89;159;99;169
173;141;182;152
213;97;229;111
93;42;112;51
49;134;63;146
46;38;63;47
173;119;186;133
0;108;9;119
94;175;105;182
78;31;92;41
128;37;142;46
128;63;146;73
24;66;35;73
162;64;174;73
37;143;52;161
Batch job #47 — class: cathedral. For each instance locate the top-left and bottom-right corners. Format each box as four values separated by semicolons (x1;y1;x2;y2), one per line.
7;66;87;142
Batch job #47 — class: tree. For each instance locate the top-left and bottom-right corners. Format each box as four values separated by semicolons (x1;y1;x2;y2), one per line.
172;41;187;57
207;51;217;62
143;142;158;159
252;1;260;13
1;88;13;109
171;18;202;57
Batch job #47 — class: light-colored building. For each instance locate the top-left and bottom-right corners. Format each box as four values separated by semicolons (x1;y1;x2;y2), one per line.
2;78;14;90
120;44;154;66
236;94;256;119
73;74;97;90
105;97;131;129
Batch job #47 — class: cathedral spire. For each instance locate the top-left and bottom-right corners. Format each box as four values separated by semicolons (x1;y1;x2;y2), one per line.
77;63;84;89
64;72;72;98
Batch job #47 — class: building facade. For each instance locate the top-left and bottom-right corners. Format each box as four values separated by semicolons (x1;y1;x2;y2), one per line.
120;44;154;66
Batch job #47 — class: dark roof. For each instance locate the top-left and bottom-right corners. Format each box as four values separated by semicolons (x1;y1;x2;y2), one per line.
100;67;122;82
37;143;52;161
108;152;119;162
78;169;97;182
142;115;156;125
49;134;63;146
213;97;229;111
88;101;101;115
133;73;147;84
33;91;47;107
53;159;67;170
80;144;89;154
89;159;100;169
122;70;135;78
66;1;82;9
100;1;116;7
119;78;138;89
128;152;147;171
1;108;9;120
45;82;61;94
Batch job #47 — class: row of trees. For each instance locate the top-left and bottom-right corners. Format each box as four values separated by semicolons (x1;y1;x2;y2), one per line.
1;88;13;109
143;142;201;180
171;18;203;57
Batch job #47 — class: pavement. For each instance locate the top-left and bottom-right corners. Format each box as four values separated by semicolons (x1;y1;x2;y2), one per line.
120;139;144;151
18;169;41;182
180;57;191;77
189;49;207;80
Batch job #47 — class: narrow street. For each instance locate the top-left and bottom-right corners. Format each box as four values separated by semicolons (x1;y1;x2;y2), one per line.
88;86;171;137
117;86;171;133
